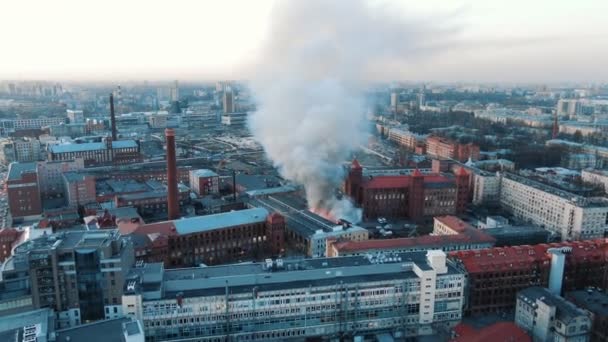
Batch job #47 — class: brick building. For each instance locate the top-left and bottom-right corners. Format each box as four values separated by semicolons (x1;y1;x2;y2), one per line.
122;208;285;267
7;162;42;220
48;139;142;167
450;239;608;315
189;169;219;196
426;135;480;162
344;160;470;221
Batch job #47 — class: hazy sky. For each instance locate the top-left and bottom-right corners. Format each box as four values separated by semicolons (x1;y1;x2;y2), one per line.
1;0;607;82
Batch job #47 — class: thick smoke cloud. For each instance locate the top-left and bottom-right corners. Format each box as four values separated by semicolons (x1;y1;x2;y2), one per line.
248;0;450;223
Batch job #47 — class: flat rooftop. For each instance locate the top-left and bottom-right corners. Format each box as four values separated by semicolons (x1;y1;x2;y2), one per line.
7;162;37;181
55;317;140;342
518;287;587;324
127;251;460;299
50;140;137;154
567;289;608;316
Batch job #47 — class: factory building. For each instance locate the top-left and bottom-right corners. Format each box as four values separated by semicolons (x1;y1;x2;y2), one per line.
189;169;219;196
48;139;142;167
121;250;466;341
248;194;369;257
344;160;470;221
122;208;285;267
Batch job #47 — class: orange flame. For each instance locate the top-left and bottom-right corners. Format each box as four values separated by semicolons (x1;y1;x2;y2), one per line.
309;207;337;223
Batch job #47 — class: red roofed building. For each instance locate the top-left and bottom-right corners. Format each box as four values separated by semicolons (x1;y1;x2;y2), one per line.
344;159;470;221
451;322;531;342
427;135;480;162
327;227;495;257
450;239;608;315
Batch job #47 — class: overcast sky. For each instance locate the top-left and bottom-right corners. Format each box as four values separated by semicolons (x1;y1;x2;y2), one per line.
1;0;607;83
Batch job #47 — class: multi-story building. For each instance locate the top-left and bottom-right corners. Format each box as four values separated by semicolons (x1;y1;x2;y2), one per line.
12;137;41;162
426;135;480;162
221;112;248;126
450;239;608;315
557;99;582;117
49;139;142;167
582;169;608;194
49;123;87;138
122;250;466;341
223;88;235;113
327;229;495;257
499;173;608;240
248;194;370;257
113;185;190;218
189;169;219;196
6;162;42;220
37;159;85;197
67;109;84;124
344;160;470;221
63;172;97;207
0;117;66;134
2;230;134;328
567;289;608;342
387;128;427;152
147;113;168;128
516;287;591;342
123;208;285;267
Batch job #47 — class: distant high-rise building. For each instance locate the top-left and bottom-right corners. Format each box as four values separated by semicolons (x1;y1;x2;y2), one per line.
67;109;84;124
390;91;398;110
223;87;235;113
170;80;179;102
556;99;581;117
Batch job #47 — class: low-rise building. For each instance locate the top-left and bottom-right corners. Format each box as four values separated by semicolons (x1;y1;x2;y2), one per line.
567;289;608;342
49;139;142;167
122;250;466;341
189;169;219;196
516;287;591;342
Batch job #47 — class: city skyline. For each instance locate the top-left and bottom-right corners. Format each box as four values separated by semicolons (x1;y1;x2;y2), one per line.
1;0;607;82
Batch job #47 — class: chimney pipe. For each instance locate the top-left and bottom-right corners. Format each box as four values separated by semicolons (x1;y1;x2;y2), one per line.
166;128;179;220
547;247;571;295
232;169;237;201
110;93;117;141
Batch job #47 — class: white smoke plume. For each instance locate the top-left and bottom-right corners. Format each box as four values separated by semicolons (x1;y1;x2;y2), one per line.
248;0;454;223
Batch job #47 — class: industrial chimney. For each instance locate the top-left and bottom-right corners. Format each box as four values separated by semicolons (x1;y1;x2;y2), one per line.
547;246;572;295
109;93;117;141
165;128;179;220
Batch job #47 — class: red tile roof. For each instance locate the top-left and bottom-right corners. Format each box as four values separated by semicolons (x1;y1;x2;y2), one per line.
450;239;608;274
435;216;473;233
451;322;531;342
333;228;495;253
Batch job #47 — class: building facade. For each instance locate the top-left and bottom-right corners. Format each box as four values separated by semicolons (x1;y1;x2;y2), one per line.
127;208;285;267
450;239;608;315
499;173;608;240
582;169;608;194
7;162;42;220
516;287;591;342
37;159;85;197
49;139;142;167
344;160;470;221
122;250;466;341
426;135;480;162
4;230;134;328
189;169;219;196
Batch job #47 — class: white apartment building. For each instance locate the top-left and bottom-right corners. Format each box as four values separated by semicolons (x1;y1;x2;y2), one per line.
387;128;426;151
581;169;608;194
499;173;608;240
66;109;84;124
469;169;501;206
516;287;591;342
13;138;41;162
122;250;465;342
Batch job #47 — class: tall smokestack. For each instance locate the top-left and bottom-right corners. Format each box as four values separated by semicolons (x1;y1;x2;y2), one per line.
165;128;179;220
109;93;117;141
547;247;571;295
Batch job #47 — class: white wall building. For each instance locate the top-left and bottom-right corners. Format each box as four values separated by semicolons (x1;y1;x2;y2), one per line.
516;287;591;342
122;251;465;341
499;173;608;241
581;169;608;194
